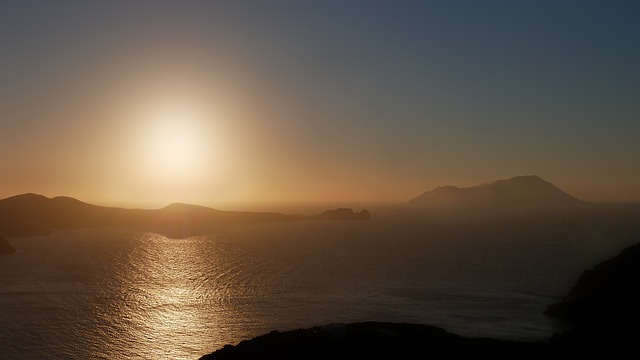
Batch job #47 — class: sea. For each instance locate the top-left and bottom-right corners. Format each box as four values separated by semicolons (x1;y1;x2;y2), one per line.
0;212;636;359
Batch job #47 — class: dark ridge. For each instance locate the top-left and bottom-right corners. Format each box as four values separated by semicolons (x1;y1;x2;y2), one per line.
0;194;370;237
199;321;553;360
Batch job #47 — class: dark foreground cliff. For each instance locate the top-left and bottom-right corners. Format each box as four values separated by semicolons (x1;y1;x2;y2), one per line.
199;322;554;360
545;240;640;357
201;241;640;360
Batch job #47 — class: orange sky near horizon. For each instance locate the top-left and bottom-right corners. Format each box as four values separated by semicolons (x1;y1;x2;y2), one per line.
1;2;639;209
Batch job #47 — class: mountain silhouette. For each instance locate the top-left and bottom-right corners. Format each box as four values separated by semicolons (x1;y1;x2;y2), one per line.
409;175;585;211
0;194;368;238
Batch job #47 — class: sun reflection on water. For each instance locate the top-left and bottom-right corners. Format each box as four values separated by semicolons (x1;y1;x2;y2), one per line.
111;233;226;360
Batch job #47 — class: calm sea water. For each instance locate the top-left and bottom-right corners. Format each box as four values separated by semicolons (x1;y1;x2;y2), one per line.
0;218;632;359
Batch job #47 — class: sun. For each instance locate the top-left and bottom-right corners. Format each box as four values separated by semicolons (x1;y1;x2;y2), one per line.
135;100;209;182
121;89;236;205
148;110;200;172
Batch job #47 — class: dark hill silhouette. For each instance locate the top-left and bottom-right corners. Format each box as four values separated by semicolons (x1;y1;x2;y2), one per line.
199;321;553;360
544;241;640;356
0;193;125;234
409;175;585;211
0;194;369;237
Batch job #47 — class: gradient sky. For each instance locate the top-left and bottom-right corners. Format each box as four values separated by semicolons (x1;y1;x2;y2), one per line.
1;1;639;208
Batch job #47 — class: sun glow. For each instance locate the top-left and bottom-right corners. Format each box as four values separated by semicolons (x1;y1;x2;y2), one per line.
146;106;202;175
132;96;215;185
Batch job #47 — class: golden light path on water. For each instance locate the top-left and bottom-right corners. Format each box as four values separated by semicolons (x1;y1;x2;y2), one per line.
94;232;258;360
132;233;211;359
0;222;598;359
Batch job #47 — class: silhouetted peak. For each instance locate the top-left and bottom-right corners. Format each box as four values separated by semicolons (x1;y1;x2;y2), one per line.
50;196;91;206
163;202;190;210
0;193;52;211
409;175;584;209
1;194;100;211
51;195;80;201
2;193;50;202
162;202;217;212
492;175;547;186
157;203;223;223
510;175;542;181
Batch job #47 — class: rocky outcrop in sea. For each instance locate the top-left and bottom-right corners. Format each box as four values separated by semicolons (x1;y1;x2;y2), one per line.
0;235;16;255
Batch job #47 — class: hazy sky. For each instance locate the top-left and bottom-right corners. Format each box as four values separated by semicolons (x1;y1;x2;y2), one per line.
1;1;639;208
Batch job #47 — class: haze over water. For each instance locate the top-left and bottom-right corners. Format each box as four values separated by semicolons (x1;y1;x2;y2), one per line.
2;212;636;359
1;2;640;359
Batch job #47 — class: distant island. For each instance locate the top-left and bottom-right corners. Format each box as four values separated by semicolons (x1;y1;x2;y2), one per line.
0;193;370;238
314;208;370;221
0;235;15;255
409;175;586;211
